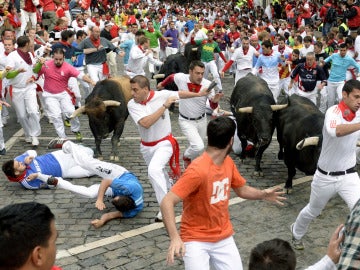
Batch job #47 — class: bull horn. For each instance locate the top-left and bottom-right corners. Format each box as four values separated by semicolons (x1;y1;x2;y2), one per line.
270;104;288;111
357;140;360;147
103;100;121;107
153;74;165;79
296;136;320;150
238;107;253;113
191;47;198;51
70;106;86;118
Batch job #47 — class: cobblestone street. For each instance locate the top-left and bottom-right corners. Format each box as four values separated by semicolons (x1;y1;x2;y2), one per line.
0;71;350;269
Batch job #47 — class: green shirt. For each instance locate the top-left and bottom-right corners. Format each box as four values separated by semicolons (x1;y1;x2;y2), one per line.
195;40;221;62
145;30;163;48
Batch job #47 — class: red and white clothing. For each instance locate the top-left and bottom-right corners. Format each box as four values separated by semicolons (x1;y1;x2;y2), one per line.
126;45;163;78
20;0;38;38
252;51;283;102
38;60;83;138
292;102;360;241
174;73;213;160
128;90;179;206
7;50;41;140
226;46;258;84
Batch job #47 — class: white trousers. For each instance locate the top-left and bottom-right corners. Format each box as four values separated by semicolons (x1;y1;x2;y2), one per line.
266;81;280;103
56;141;128;198
20;9;37;37
215;51;226;73
75;66;90;99
165;47;178;57
295;88;317;105
87;64;106;83
140;140;173;205
148;47;160;73
279;77;291;93
106;51;117;77
12;86;41;138
184;236;243;270
326;81;345;108
179;116;207;160
292;170;360;240
203;60;222;91
235;69;252;85
51;146;94;179
42;91;80;138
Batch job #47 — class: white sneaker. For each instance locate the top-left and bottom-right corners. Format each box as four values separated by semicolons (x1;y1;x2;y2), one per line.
155;211;163;222
25;137;32;143
31;137;39;146
290;223;304;250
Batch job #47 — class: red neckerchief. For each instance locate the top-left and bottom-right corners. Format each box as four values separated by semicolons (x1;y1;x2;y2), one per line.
187;82;201;93
278;46;285;54
95;21;100;27
263;50;273;56
60;40;71;47
140;90;155;105
243;47;249;55
304;62;316;70
16;48;32;65
53;25;61;31
147;27;154;33
4;51;9;56
90;35;100;48
138;45;145;53
338;100;356;122
254;44;260;51
7;165;30;182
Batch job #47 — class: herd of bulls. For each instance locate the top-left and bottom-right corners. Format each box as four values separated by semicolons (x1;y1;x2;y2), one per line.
71;44;325;193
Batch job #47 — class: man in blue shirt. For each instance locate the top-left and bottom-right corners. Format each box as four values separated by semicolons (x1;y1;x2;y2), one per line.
321;43;360;108
2;141;144;227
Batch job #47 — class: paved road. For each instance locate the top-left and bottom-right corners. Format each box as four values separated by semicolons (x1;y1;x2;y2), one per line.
0;72;349;269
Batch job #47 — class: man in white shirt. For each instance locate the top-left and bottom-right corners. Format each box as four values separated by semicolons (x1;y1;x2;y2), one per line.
291;79;360;250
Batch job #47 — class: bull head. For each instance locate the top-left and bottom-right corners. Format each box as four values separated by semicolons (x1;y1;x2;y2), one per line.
296;136;320;150
70;100;121;118
238;104;288;113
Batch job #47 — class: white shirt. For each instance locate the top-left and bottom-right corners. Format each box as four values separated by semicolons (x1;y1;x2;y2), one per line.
7;50;37;90
128;90;179;142
300;45;314;58
317;104;360;171
126;45;162;76
174;73;213;118
231;46;257;70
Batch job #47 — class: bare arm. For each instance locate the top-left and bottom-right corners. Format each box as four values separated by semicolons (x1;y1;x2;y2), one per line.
160;191;185;265
95;179;112;210
336;122;360;137
91;211;123;228
233;186;286;205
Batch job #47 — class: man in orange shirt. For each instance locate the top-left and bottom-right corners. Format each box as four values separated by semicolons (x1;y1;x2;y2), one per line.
160;116;286;270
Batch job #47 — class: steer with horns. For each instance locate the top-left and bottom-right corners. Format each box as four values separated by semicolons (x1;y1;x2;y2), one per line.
71;76;132;161
230;73;287;176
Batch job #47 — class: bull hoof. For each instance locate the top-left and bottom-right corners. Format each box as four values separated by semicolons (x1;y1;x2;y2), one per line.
285;187;293;194
253;171;264;177
278;152;283;160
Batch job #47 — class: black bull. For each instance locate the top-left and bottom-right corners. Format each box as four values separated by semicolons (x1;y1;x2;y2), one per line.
71;77;132;161
277;94;324;192
230;74;287;176
155;42;201;90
